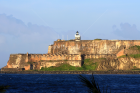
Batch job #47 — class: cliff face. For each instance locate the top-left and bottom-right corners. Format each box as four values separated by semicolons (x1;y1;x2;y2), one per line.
97;57;140;70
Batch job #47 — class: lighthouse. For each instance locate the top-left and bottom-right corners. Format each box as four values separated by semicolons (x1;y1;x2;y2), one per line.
75;31;81;41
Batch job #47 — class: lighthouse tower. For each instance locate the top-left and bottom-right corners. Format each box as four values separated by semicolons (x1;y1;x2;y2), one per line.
75;31;81;41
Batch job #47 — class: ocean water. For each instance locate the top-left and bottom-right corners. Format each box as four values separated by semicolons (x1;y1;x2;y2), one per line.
0;74;140;93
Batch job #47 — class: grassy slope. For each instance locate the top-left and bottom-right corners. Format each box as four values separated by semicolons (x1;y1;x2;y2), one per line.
118;54;140;58
118;45;140;70
40;58;99;71
118;45;140;58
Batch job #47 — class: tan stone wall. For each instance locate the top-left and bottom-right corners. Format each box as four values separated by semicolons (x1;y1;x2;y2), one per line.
7;54;20;68
48;45;52;53
84;54;116;59
40;60;81;69
51;40;140;55
42;54;81;61
24;64;30;70
7;61;12;68
116;49;125;57
29;54;42;62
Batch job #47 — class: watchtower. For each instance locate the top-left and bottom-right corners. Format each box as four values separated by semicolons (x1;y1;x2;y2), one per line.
75;31;81;41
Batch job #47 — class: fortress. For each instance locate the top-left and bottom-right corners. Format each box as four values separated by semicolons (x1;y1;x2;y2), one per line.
2;31;140;71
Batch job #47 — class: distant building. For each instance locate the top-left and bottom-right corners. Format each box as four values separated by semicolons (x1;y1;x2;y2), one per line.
75;31;81;41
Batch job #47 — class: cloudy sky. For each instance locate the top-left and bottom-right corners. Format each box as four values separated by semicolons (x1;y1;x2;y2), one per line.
0;0;140;68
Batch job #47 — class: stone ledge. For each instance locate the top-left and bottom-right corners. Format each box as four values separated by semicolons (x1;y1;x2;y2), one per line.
1;71;140;74
1;68;25;71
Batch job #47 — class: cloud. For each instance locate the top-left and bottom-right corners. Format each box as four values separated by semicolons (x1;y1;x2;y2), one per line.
0;14;58;41
0;13;61;68
0;14;59;53
113;23;140;40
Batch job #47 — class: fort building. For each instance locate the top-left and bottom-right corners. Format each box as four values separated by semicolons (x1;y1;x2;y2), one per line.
2;31;140;71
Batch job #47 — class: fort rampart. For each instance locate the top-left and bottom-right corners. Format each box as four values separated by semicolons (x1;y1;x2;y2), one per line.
2;39;140;71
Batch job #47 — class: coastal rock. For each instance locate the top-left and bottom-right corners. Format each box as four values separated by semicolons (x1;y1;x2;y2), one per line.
97;57;140;70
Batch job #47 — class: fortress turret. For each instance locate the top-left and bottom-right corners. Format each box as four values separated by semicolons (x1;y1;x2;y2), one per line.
48;45;53;53
75;31;81;41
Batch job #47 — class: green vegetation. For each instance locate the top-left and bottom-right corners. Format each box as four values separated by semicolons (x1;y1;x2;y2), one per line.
129;54;140;58
118;45;140;58
40;58;99;71
117;55;126;58
133;66;137;68
82;59;99;71
128;45;140;58
41;60;69;62
129;45;140;51
118;54;140;58
64;59;68;61
41;63;81;71
132;66;140;70
78;74;101;93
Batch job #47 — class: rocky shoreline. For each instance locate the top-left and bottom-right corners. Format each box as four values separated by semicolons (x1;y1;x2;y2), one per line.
1;71;140;74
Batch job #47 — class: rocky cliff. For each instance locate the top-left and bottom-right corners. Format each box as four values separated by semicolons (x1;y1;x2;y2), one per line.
97;45;140;70
97;57;140;70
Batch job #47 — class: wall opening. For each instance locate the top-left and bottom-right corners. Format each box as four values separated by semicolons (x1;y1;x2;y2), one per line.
30;64;33;70
81;54;85;66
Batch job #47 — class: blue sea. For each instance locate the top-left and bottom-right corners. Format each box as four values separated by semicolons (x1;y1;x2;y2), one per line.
0;74;140;93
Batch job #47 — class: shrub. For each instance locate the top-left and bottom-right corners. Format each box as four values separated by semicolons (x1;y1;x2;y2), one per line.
117;55;126;58
129;45;140;51
78;74;101;93
133;66;137;68
132;66;140;70
129;54;140;58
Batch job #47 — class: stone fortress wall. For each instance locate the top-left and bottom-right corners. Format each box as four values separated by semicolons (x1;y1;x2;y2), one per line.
2;30;140;71
2;39;140;71
49;39;140;57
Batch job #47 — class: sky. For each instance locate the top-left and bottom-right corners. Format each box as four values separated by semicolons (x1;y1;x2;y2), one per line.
0;0;140;68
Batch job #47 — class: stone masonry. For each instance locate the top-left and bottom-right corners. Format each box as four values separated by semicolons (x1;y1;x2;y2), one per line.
2;37;140;71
